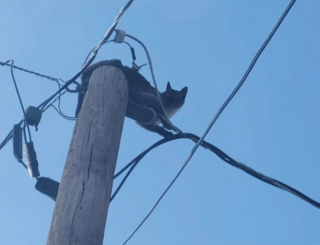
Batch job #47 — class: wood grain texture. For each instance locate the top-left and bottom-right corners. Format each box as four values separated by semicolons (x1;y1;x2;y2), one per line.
47;66;128;245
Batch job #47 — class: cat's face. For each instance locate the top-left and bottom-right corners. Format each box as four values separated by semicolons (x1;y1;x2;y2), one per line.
161;82;188;118
163;81;188;101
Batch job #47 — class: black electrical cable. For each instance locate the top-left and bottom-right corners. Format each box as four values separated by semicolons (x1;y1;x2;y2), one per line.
0;59;80;94
112;132;320;210
113;132;319;245
111;134;182;202
53;41;130;121
0;120;23;150
81;0;133;70
0;61;67;84
41;91;67;113
54;78;76;120
18;160;28;170
81;40;115;69
0;65;69;148
38;0;133;111
121;1;298;243
0;0;133;150
1;58;76;118
174;0;298;189
0;131;13;150
1;60;69;141
8;60;32;142
122;41;137;62
51;104;76;121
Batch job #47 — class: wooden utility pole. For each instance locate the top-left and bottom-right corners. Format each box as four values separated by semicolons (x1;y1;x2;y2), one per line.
47;66;128;245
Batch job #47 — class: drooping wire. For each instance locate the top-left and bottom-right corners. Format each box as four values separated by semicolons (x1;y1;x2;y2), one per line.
119;131;319;245
47;41;116;121
0;61;67;84
51;104;76;121
112;133;320;209
121;1;297;244
0;55;80;148
41;90;67;113
0;60;77;149
0;57;77;120
110;135;182;202
37;0;133;112
0;58;74;117
178;0;298;191
8;60;32;142
0;0;134;151
54;78;76;120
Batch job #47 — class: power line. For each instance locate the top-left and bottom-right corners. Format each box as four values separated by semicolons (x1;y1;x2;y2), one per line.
38;0;133;112
0;59;76;119
0;65;71;150
1;38;142;126
81;0;133;70
8;60;32;142
0;61;66;84
111;135;181;202
119;131;319;245
121;0;297;243
50;104;76;121
0;0;134;151
113;133;320;209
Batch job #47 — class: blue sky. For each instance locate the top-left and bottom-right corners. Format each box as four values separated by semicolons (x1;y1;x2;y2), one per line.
1;0;320;244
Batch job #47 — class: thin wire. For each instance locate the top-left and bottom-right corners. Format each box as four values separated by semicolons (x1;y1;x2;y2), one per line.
123;32;183;135
111;135;181;202
0;59;72;116
0;131;13;150
0;64;72;148
0;78;66;150
51;105;76;121
0;60;75;93
0;120;23;150
182;0;297;177
120;131;319;245
0;61;66;84
121;1;297;244
0;0;134;151
81;40;115;67
41;90;67;112
8;60;32;142
18;160;28;170
98;1;133;49
38;0;133;111
82;0;133;69
55;78;76;120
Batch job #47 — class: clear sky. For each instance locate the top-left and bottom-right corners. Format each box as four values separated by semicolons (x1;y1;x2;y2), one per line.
1;0;320;244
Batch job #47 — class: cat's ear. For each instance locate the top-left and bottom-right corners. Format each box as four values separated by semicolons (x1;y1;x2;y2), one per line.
166;81;172;91
180;87;188;99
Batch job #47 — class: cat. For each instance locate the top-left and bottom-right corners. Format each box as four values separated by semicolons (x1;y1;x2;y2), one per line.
75;59;187;137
